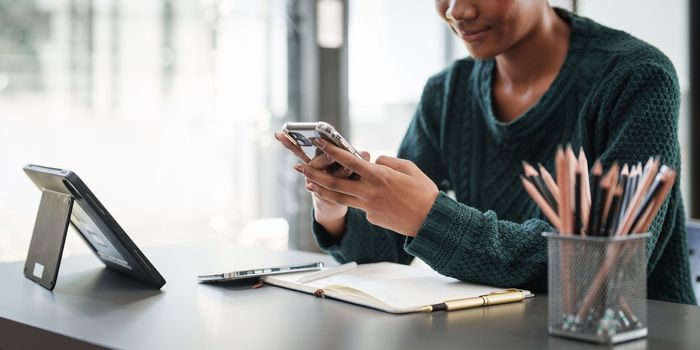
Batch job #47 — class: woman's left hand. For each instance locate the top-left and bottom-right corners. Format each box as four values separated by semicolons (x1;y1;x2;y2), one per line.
293;138;439;237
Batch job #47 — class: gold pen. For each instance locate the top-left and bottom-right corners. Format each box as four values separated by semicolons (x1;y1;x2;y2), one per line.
421;289;529;312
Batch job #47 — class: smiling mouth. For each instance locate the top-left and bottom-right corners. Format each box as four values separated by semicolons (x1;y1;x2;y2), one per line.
457;27;491;43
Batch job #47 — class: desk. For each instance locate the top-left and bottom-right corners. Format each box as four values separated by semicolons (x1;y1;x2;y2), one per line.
1;242;699;350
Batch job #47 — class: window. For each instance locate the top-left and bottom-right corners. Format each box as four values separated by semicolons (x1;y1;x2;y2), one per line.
0;0;289;261
348;0;454;158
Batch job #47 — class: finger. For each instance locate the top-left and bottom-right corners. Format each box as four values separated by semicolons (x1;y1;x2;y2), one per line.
360;151;370;161
308;152;336;170
339;151;370;180
375;155;416;174
306;182;363;209
274;132;312;163
329;150;368;178
313;139;373;178
295;163;365;196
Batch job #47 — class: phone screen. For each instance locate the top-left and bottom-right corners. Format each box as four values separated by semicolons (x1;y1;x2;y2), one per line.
285;129;325;159
283;122;363;179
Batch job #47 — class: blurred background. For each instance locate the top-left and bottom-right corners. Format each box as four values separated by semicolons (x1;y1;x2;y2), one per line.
0;0;695;261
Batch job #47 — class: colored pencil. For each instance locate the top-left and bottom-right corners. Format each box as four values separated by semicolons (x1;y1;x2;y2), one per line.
521;176;562;231
578;149;591;231
574;166;582;235
617;159;660;235
538;163;561;204
586;161;603;236
523;162;558;212
556;147;572;234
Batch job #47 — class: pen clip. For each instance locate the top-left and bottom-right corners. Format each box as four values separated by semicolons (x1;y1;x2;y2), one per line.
480;289;526;306
482;288;522;296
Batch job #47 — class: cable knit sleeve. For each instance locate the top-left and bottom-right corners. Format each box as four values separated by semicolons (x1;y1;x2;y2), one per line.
311;72;450;265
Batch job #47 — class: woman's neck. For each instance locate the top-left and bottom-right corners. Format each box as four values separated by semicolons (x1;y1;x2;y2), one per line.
494;7;571;88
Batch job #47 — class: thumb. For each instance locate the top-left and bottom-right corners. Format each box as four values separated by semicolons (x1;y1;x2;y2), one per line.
375;155;414;174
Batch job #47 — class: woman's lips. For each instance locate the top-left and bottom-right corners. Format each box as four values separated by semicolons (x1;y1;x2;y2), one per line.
458;27;491;43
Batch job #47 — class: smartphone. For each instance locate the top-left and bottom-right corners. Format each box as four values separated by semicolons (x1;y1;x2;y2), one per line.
283;122;362;160
197;262;324;283
283;121;363;178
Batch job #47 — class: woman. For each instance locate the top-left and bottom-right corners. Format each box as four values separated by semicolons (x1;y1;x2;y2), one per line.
275;0;696;304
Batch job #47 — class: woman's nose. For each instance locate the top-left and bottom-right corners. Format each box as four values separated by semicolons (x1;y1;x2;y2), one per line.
445;0;478;22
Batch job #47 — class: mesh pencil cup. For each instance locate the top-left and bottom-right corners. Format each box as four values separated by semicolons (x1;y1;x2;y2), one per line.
543;232;649;344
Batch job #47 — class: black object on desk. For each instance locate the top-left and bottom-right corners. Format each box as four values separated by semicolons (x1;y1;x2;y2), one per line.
23;187;74;290
23;164;166;290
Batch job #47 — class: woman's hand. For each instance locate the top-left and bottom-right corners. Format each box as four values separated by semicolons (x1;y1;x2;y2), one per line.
294;138;439;237
274;132;370;236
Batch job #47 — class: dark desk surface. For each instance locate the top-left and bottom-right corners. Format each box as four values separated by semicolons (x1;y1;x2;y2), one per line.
1;241;699;350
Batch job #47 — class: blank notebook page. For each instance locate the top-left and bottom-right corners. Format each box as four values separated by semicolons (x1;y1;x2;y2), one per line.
267;262;518;310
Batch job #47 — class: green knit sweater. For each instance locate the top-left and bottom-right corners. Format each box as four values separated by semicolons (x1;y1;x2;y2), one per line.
312;10;696;304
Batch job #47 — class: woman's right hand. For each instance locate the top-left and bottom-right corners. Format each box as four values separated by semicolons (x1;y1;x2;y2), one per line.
274;132;370;236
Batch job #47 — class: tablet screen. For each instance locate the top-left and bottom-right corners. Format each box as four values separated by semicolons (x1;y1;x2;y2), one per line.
71;203;132;270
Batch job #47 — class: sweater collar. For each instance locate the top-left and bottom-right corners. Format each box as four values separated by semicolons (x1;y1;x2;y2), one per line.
475;8;592;143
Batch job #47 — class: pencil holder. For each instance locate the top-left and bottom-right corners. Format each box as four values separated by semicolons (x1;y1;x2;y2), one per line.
543;232;649;344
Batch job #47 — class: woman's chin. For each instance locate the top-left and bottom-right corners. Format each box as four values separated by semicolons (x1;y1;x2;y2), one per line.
463;43;500;60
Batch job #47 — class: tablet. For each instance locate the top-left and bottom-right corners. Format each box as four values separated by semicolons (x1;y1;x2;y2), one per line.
23;164;166;289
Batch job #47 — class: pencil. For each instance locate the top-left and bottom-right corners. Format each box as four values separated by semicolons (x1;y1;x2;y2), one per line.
538;163;561;204
624;166;636;213
629;166;667;231
617;164;630;231
523;162;558;212
560;147;576;315
641;156;655;181
638;170;676;233
626;166;641;217
574;166;582;235
586;161;603;236
631;162;643;200
617;158;660;235
556;147;572;234
603;184;623;236
596;171;612;236
623;165;635;211
566;146;578;233
578;149;591;231
521;176;562;231
632;200;656;234
601;162;619;226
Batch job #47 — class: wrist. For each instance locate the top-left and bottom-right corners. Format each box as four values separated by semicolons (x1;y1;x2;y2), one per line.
314;211;347;237
406;188;440;237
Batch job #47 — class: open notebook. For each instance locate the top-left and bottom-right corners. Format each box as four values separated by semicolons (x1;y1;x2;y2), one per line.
261;262;532;314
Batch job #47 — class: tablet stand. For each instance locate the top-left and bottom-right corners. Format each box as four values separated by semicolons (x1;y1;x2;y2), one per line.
23;190;74;290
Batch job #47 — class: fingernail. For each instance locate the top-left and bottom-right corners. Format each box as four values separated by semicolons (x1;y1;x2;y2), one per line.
294;164;303;174
314;138;326;149
306;183;316;191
